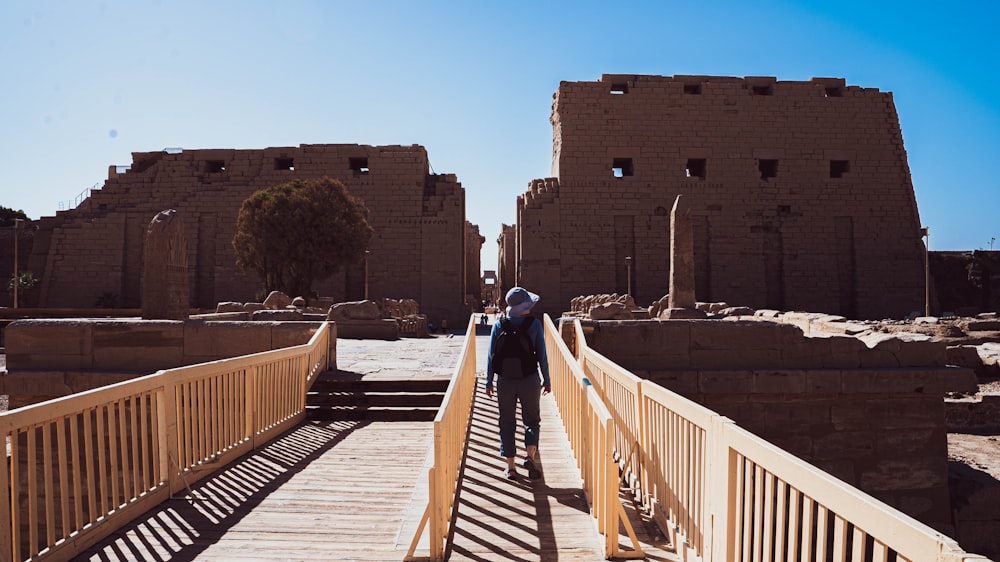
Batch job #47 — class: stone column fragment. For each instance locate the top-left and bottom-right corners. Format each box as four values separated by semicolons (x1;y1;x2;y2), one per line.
668;195;696;309
142;209;189;320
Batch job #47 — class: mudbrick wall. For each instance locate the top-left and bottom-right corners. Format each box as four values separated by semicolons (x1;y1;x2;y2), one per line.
464;221;485;309
514;75;926;319
26;144;471;326
578;318;977;534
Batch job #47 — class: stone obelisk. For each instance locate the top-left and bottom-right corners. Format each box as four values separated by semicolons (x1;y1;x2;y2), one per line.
663;194;706;319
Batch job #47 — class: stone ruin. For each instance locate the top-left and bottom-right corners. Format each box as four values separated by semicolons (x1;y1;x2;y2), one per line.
213;292;428;339
507;74;926;320
25;143;474;327
141;209;189;321
554;190;996;550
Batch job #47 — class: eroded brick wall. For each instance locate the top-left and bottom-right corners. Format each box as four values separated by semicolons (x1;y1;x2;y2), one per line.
520;75;926;319
29;144;470;326
465;221;485;310
582;319;977;533
497;223;517;303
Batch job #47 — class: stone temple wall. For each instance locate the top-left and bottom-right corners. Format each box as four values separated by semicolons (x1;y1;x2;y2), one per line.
579;319;977;533
27;144;471;326
517;75;926;320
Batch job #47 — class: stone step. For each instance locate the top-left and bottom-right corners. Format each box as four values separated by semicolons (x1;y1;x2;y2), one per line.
307;391;444;408
310;377;449;393
305;405;438;422
306;372;449;421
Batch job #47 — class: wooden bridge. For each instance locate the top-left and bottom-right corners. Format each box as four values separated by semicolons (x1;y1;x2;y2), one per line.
0;318;988;561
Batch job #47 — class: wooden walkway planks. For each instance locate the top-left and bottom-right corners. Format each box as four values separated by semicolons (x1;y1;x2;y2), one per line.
75;326;679;561
447;385;606;560
76;419;434;561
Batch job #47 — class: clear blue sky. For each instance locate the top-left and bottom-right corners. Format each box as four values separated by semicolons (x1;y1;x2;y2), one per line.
3;0;998;272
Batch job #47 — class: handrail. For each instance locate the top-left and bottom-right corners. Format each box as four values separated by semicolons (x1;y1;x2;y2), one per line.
0;322;331;562
544;314;643;558
569;318;988;562
405;317;478;561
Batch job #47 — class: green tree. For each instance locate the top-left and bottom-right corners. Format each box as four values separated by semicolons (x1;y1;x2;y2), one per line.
0;205;30;227
233;177;373;298
7;271;38;307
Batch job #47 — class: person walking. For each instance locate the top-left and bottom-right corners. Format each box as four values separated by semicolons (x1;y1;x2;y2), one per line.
484;286;551;480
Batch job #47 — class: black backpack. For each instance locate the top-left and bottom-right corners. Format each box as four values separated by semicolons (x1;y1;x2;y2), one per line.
491;317;537;378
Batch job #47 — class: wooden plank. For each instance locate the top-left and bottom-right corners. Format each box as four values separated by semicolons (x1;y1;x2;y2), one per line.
76;420;435;561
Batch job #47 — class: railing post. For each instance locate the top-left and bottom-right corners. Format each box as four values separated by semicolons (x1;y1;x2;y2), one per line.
158;383;180;496
706;414;735;562
247;366;259;448
0;429;12;562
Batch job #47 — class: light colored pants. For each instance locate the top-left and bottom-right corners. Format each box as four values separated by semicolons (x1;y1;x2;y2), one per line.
496;374;541;458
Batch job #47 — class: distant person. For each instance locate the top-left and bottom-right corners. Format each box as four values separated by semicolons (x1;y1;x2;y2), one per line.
480;313;488;326
484;286;550;480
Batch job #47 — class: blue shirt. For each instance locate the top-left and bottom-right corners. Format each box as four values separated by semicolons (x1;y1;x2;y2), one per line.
485;314;550;388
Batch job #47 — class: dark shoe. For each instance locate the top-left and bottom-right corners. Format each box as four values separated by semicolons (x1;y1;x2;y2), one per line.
504;467;517;480
523;457;542;480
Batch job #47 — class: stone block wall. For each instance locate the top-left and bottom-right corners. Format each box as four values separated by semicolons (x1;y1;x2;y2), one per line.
580;319;977;532
497;223;517;304
27;144;471;327
464;221;485;310
4;318;328;385
518;75;925;319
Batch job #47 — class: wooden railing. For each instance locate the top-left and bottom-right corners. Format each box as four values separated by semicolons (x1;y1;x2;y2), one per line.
566;317;988;562
405;317;478;561
544;314;644;558
0;322;331;562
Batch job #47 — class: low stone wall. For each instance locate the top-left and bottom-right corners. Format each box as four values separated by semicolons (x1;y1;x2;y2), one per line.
335;319;400;340
4;318;334;374
945;393;1000;433
579;318;977;534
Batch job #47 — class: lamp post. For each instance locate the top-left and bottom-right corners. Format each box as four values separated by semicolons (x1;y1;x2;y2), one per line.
364;250;370;301
625;256;633;297
921;226;930;317
13;218;24;309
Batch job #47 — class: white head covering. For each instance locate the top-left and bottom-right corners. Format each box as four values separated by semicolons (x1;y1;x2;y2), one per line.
505;286;539;317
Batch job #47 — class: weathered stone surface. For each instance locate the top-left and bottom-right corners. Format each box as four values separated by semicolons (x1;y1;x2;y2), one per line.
334;319;400;340
92;320;186;371
263;291;292;310
718;306;755;317
668;194;695;310
657;307;707;320
216;302;244;313
291;296;306;308
328;300;381;321
183;321;272;359
142;209;189;320
243;302;266;313
252;310;304;321
589;302;631;320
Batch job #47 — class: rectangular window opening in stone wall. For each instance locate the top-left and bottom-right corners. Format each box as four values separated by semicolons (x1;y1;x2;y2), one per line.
686;158;706;179
751;85;773;96
759;159;778;180
350;157;370;175
683;84;702;95
830;160;850;178
204;160;226;173
825;86;843;97
612;158;634;178
610;83;628;94
274;157;294;171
